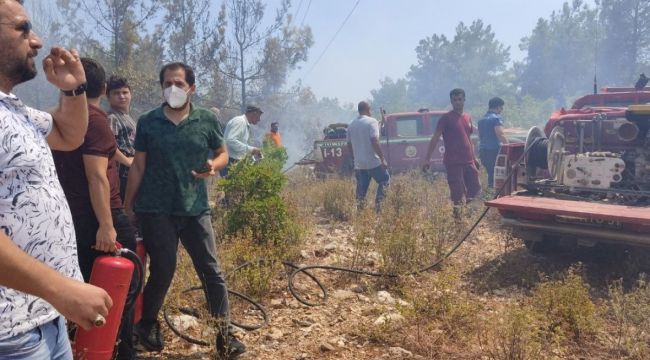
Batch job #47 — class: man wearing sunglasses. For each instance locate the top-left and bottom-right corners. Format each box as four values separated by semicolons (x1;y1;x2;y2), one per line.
0;1;113;359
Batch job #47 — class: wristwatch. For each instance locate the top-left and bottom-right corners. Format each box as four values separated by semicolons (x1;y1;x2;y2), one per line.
61;83;87;97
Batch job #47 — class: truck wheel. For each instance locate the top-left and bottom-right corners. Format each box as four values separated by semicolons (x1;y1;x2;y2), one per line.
513;229;560;254
523;236;561;254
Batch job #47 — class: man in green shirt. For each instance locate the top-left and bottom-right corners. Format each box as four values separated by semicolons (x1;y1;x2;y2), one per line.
124;62;246;358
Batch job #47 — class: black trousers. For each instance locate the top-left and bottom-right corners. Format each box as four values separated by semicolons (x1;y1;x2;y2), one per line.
218;157;239;178
137;213;230;331
72;209;137;360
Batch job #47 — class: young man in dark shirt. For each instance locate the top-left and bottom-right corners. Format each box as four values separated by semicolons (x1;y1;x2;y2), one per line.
422;88;481;216
106;75;136;201
52;58;136;360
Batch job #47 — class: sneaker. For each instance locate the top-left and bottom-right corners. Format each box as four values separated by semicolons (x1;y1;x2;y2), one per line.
216;335;247;359
134;321;164;352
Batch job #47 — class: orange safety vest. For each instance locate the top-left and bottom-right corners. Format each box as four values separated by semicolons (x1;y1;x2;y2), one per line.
265;132;282;147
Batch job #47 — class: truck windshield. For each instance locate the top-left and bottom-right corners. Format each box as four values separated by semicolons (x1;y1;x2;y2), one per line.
395;116;421;137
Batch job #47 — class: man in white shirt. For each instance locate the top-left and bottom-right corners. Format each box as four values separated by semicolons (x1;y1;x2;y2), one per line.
347;101;390;211
0;1;112;358
220;105;263;177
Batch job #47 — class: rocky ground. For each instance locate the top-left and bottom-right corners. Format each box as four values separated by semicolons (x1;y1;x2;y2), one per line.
137;204;650;360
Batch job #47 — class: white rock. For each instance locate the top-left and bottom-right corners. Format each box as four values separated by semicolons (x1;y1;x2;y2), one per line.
320;342;336;352
373;313;405;326
358;295;371;302
377;290;395;304
170;314;199;332
323;242;338;251
396;299;411;307
270;298;283;308
292;318;313;327
265;327;284;340
389;346;413;358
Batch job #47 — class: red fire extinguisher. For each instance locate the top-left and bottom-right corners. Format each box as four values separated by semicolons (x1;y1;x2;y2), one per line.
73;248;143;360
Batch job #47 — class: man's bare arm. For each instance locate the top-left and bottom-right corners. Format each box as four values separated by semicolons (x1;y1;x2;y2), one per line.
370;137;387;167
495;125;509;145
83;155;117;253
192;145;229;178
424;129;443;164
0;231;112;330
112;149;133;167
43;48;89;151
47;95;88;151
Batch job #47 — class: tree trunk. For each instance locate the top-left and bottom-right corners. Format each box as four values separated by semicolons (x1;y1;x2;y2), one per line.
240;46;246;112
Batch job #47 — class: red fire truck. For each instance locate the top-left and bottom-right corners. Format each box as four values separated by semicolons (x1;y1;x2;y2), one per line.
305;109;451;175
487;100;650;252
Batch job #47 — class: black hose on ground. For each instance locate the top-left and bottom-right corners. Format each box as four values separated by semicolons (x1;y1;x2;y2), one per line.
164;140;540;344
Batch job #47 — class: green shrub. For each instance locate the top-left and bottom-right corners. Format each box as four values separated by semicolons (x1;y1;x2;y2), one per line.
218;144;296;246
532;268;598;340
606;276;650;359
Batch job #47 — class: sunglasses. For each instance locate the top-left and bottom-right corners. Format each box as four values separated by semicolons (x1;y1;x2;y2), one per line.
0;20;32;38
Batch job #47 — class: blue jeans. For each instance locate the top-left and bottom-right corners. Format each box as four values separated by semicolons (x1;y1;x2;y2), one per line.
0;317;72;360
479;148;499;188
355;165;390;211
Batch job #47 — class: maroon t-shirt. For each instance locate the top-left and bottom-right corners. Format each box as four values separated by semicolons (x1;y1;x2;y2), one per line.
53;104;122;216
435;110;474;165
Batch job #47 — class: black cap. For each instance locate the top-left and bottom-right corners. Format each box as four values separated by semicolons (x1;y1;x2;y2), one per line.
245;105;263;113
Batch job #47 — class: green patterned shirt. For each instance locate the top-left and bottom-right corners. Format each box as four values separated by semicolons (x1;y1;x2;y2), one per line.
133;105;223;216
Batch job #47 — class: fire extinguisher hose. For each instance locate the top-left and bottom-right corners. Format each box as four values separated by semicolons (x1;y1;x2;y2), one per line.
118;248;145;319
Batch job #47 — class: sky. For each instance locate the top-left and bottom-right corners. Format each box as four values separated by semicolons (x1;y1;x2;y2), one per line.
286;0;596;104
30;0;595;105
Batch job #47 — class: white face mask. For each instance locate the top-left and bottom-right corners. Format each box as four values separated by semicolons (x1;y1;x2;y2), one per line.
163;85;189;109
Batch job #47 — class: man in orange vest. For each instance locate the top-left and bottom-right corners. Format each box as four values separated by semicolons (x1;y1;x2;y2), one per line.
265;121;282;147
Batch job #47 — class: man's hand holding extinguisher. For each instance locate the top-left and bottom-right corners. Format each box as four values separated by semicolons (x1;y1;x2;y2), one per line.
0;232;113;330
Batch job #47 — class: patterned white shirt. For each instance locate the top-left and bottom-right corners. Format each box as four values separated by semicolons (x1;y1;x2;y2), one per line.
0;91;82;340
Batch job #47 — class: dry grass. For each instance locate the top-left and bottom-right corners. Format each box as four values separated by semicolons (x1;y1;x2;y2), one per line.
156;169;650;360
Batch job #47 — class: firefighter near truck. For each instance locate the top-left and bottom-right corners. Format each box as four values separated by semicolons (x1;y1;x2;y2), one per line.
487;90;650;252
306;108;467;176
